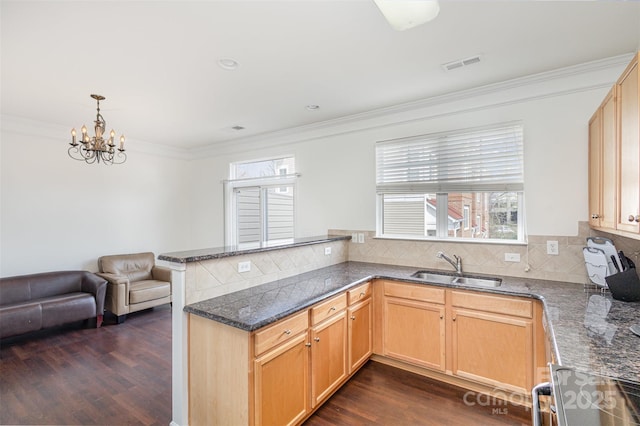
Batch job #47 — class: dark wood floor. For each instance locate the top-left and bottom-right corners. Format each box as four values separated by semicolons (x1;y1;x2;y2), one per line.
0;306;172;425
1;306;531;426
305;361;531;426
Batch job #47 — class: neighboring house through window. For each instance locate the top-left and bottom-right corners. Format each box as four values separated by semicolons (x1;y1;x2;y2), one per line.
225;157;296;247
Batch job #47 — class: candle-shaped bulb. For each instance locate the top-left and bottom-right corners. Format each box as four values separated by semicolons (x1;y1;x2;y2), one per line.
110;129;115;138
71;128;77;144
81;125;87;135
119;135;125;150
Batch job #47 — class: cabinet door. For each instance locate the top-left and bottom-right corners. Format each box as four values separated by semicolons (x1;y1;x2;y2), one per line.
254;333;310;426
383;297;445;371
310;310;347;407
451;308;533;394
601;88;618;230
589;88;617;230
617;57;640;233
348;298;372;373
589;108;603;227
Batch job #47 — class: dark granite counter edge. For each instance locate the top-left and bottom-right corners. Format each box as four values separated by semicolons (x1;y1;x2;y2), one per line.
158;235;350;263
184;275;372;331
183;261;639;383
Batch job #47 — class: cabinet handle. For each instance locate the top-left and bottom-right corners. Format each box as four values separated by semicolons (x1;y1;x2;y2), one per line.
440;315;443;320
305;343;311;347
629;215;636;222
314;337;320;342
636;215;640;223
283;329;291;335
360;292;365;297
329;307;336;312
452;317;456;322
351;315;356;320
591;214;600;219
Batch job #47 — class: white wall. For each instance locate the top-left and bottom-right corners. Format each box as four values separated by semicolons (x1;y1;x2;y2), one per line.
1;55;633;277
187;56;632;246
0;117;191;277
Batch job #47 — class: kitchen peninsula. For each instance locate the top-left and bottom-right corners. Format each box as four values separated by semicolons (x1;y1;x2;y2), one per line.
160;236;640;426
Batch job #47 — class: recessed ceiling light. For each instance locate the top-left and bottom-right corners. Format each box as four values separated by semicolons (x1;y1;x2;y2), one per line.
306;105;320;111
218;58;239;70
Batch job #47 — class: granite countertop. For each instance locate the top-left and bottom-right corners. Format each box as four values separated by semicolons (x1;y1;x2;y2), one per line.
184;261;640;384
158;235;350;263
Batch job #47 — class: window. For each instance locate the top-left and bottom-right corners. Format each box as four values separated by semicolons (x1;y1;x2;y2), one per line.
376;123;525;242
225;157;296;247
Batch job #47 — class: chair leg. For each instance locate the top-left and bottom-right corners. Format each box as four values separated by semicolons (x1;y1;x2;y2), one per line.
96;314;104;328
116;314;127;324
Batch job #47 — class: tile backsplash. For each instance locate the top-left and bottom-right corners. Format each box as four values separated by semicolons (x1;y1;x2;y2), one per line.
184;240;348;304
331;222;640;284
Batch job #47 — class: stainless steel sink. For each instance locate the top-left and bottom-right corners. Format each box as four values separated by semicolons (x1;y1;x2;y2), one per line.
450;276;502;287
411;270;502;287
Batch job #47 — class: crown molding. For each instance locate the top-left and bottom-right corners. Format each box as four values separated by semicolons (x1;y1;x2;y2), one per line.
190;52;635;158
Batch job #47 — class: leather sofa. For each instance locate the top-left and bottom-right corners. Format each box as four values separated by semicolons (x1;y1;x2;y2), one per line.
97;252;172;324
0;271;107;339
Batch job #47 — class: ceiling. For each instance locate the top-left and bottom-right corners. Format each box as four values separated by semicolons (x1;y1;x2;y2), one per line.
2;1;639;151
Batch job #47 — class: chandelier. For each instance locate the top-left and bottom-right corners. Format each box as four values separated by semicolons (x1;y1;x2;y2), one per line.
68;94;126;165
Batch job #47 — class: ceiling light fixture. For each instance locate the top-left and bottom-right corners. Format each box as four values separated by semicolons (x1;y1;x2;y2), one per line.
69;94;126;165
218;58;239;70
306;105;320;111
373;0;440;31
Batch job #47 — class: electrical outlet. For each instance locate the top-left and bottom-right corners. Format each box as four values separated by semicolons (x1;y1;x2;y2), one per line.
358;233;365;244
324;247;332;255
351;233;358;243
505;253;521;262
237;260;251;273
547;241;559;255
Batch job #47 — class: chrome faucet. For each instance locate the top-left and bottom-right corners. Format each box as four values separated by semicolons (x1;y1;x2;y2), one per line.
437;251;463;274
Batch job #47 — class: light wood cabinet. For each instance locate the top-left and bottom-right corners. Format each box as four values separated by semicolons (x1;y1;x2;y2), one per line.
188;279;547;424
588;52;639;238
347;292;372;373
450;290;534;394
451;308;532;394
254;333;310;426
616;54;639;234
382;281;446;371
589;87;617;229
310;310;347;407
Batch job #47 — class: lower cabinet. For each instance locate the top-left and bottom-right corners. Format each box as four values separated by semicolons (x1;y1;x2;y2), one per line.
348;298;372;373
451;308;532;394
310;310;348;407
188;278;546;425
254;333;310;426
382;281;446;371
384;297;446;371
449;289;535;394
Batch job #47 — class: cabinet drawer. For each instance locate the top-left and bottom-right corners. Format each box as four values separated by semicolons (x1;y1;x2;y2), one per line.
451;291;532;318
348;282;372;305
384;281;445;304
254;310;309;356
311;293;347;325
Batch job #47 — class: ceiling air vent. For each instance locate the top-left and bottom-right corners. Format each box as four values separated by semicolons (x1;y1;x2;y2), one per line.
442;55;482;72
231;125;245;131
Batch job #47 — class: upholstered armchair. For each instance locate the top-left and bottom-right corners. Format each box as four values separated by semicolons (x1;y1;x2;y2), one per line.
97;252;172;323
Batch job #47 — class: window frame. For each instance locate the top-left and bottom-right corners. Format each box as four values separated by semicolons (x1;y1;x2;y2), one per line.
224;156;297;247
375;122;526;244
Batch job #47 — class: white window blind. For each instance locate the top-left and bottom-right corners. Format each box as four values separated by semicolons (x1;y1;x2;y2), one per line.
376;123;524;193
